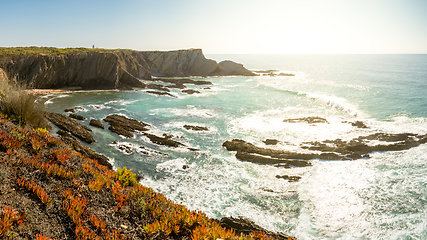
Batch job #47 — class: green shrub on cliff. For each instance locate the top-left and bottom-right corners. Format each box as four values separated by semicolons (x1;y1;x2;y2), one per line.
115;167;137;187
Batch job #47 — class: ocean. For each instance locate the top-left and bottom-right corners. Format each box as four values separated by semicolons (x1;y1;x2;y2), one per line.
42;54;427;239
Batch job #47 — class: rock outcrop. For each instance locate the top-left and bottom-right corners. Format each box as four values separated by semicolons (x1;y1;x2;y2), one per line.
213;60;257;76
0;48;255;90
224;132;427;167
57;130;112;168
103;114;150;138
89;119;104;129
45;112;95;144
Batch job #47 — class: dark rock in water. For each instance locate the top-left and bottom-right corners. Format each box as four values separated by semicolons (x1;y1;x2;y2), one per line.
64;106;85;113
184;125;209;131
278;73;295;76
104;114;150;138
263;139;280;145
147;83;170;92
260;188;274;192
351;121;368;128
57;130;112;168
182;164;189;170
146;90;176;98
89;119;104;129
187;147;200;151
276;175;302;182
118;144;133;154
204;87;211;90
182;89;201;95
218;216;296;240
69;113;85;121
45;112;95;144
253;70;278;74
167;83;186;89
223;139;339;163
225;129;427;167
283;116;329;124
156;78;213;86
235;151;313;167
143;133;184;148
213;61;257;76
302;132;427;159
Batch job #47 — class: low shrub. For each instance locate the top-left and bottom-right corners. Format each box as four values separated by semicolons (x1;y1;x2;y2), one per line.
115;167;137;187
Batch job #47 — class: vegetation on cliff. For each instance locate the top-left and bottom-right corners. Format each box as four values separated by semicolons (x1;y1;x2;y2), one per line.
0;70;294;239
0;47;121;57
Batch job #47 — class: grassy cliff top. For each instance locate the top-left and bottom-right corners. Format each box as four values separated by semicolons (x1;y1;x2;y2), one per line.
0;46;133;57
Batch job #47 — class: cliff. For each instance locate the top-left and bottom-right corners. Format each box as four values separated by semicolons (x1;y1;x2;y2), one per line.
0;50;150;89
0;48;255;90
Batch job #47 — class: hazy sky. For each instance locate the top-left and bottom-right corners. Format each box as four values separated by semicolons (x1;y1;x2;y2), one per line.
1;0;426;54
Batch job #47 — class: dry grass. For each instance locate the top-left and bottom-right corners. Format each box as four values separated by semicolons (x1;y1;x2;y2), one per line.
0;70;48;128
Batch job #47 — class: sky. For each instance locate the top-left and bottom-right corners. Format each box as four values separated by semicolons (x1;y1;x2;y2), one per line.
1;0;426;54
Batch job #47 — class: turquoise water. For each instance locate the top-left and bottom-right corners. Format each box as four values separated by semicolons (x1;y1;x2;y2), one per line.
43;55;427;239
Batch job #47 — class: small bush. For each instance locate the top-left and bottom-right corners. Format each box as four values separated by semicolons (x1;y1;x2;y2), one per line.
115;167;137;187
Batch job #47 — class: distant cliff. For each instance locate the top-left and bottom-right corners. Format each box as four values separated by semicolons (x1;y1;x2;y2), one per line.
0;48;255;90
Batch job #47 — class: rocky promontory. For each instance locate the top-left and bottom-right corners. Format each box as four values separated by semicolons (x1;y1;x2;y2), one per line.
0;47;255;90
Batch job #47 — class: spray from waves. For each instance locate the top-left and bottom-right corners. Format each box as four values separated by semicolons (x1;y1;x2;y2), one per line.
296;143;427;239
305;92;360;117
139;154;306;233
257;82;362;117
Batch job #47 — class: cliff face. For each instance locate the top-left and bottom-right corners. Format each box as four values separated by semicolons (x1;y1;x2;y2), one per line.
142;49;219;77
0;51;150;89
0;48;254;90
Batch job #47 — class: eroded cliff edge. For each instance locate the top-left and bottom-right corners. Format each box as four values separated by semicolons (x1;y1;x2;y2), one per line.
0;48;255;90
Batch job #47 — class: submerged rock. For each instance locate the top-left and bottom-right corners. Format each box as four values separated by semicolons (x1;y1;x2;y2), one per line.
283;116;329;124
45;112;95;144
184;125;209;131
104;114;150;138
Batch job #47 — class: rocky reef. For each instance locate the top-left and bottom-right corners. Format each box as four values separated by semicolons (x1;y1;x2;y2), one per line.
0;48;255;90
223;122;427;167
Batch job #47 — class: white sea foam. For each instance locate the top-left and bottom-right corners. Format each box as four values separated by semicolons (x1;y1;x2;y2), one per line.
150;106;215;119
89;104;110;110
